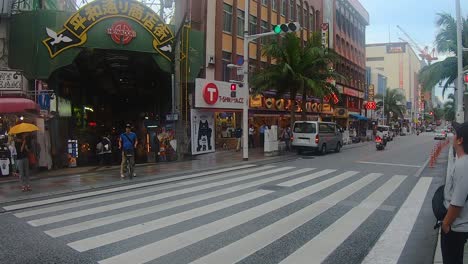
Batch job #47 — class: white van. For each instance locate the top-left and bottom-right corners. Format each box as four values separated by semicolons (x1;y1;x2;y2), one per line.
377;125;392;140
292;121;343;155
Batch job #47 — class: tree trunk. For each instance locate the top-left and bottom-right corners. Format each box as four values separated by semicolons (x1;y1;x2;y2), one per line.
290;90;297;127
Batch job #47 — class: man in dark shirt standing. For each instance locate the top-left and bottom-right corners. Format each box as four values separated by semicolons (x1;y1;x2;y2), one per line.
15;133;30;191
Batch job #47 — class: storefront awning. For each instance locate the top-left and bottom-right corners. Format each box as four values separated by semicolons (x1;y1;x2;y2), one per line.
0;98;40;114
349;113;368;121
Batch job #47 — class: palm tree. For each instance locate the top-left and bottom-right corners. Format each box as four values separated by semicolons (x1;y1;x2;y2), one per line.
444;93;455;121
251;32;340;125
375;88;407;123
419;13;468;96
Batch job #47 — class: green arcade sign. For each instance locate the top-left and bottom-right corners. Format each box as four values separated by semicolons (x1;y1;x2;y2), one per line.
42;0;174;60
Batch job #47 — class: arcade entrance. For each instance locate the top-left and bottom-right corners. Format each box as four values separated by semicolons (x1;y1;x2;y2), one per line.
51;48;172;166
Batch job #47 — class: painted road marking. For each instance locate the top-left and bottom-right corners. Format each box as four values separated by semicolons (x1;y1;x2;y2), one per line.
361;177;432;264
356;161;422;168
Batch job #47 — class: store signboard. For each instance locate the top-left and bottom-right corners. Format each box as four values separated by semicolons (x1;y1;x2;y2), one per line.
250;95;263;107
195;78;246;109
343;87;359;97
386;43;406;53
191;109;215;155
321;23;330;49
0;71;23;90
368;84;375;102
335;84;344;93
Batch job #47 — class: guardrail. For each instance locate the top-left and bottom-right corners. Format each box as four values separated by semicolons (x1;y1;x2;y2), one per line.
429;138;451;168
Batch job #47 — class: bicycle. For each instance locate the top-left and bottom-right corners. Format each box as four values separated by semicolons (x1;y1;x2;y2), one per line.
123;150;135;180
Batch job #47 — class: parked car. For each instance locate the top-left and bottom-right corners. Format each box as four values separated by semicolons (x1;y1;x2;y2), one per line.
292;121;343;155
434;129;447;140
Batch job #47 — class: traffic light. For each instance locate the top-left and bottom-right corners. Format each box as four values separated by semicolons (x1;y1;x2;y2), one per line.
464;72;468;91
429;111;433;116
230;83;236;97
272;22;301;34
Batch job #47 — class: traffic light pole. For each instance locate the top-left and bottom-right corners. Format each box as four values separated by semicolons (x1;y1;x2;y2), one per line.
242;0;279;161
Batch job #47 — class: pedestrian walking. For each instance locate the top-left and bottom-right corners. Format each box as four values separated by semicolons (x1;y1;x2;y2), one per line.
8;135;18;176
248;125;255;148
235;127;242;151
96;139;104;166
102;135;112;167
440;121;468;264
259;123;267;147
281;126;292;151
15;133;31;192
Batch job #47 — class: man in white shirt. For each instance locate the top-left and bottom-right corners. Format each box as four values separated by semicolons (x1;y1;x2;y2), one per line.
442;121;468;263
248;125;255;148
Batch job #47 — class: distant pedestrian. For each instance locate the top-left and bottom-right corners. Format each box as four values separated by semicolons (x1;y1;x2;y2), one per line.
96;139;104;165
235;127;242;151
441;121;468;264
15;133;31;192
281;126;292;151
248;125;255;148
102;135;112;167
259;123;267;147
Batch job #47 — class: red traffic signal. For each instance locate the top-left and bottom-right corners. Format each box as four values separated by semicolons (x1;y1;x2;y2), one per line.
464;73;468;83
429;111;433;116
230;84;237;91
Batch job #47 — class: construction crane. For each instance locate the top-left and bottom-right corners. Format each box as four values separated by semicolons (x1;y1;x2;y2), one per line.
397;25;438;64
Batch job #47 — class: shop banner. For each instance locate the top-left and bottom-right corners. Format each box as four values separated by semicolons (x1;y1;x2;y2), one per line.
191;109;215;155
344;87;359;97
195;78;246;109
0;71;23;90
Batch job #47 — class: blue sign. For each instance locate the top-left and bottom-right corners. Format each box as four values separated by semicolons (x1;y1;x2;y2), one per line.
38;93;51;110
236;57;244;66
406;102;412;110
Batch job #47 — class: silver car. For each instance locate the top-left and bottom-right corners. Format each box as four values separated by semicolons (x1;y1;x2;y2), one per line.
434;129;447;140
292;121;343;155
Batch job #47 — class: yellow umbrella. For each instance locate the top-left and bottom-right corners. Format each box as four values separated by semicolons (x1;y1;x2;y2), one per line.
9;123;39;135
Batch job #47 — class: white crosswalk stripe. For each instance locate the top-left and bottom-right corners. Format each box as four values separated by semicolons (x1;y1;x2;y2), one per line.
11;166;430;264
4;164;258;212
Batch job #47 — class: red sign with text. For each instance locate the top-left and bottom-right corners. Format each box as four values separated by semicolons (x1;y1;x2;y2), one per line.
203;83;219;105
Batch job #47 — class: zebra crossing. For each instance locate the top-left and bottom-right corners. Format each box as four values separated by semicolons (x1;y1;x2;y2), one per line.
8;164;433;264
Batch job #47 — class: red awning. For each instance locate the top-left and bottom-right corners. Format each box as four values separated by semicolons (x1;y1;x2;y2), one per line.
0;97;40;114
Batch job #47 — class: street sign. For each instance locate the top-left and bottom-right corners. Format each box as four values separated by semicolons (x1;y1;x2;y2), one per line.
237;67;244;76
236;57;244;65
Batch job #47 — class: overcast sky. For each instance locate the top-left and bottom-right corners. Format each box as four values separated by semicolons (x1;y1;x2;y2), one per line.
360;0;468;100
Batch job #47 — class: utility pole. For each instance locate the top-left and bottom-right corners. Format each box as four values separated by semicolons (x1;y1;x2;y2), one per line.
456;0;465;122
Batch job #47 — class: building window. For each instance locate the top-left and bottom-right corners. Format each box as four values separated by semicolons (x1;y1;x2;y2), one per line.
366;57;385;62
223;3;233;33
289;0;295;21
303;9;308;28
309;12;315;31
281;0;287;16
297;4;302;25
222;51;232;82
249;15;257;35
272;0;277;11
260;20;269;45
262;0;268;6
237;9;245;37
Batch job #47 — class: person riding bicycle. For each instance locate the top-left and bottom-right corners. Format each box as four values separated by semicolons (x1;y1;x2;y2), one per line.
119;123;138;179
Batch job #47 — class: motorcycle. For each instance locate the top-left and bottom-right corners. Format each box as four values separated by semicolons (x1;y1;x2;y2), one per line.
375;136;386;151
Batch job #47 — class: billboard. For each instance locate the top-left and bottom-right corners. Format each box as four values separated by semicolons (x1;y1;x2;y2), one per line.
191;109;215;155
386;43;406;53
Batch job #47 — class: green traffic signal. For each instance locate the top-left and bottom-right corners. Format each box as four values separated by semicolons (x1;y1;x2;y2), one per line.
273;25;282;34
272;22;300;34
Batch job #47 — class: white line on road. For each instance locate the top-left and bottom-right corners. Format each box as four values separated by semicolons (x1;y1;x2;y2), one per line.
14;165;272;218
97;170;358;264
28;167;294;226
277;169;336;187
45;168;315;238
279;175;406;264
189;172;379;264
361;177;432;264
4;164;258;211
356;161;422;168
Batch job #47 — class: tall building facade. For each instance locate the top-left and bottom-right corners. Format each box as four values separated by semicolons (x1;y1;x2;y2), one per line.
329;0;369;127
366;42;426;120
190;0;368;131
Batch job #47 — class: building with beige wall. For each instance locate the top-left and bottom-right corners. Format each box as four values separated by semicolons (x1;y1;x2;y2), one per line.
366;42;425;120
